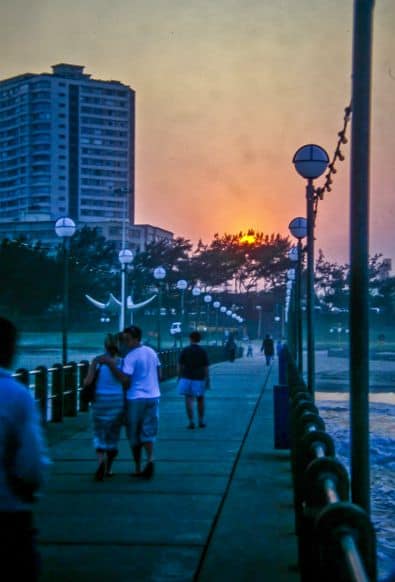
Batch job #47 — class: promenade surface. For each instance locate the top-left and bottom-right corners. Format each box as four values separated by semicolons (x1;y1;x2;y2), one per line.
38;353;299;582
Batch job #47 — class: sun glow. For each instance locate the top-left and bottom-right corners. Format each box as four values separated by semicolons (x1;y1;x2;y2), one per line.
239;234;256;245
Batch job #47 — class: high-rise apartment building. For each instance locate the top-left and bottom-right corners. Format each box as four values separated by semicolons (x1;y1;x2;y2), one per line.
0;63;135;226
0;64;173;250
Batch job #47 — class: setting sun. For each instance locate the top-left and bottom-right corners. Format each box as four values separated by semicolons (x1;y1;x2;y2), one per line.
239;234;256;245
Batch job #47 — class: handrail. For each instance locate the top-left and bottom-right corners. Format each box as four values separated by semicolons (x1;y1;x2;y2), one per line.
283;346;377;582
12;345;237;424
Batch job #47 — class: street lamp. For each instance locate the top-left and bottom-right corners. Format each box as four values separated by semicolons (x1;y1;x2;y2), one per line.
213;300;221;344
293;145;329;396
204;294;212;339
118;249;134;331
256;305;262;340
289;216;308;376
176;279;188;346
55;217;76;364
192;286;201;330
153;266;166;351
220;305;227;341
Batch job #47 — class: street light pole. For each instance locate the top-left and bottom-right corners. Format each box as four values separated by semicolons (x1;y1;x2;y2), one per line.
176;279;188;346
220;305;226;342
306;179;315;395
154;267;166;351
55;217;76;365
192;286;201;330
213;301;220;344
256;305;262;340
293;145;329;398
349;0;375;515
204;294;212;341
119;249;133;331
289;218;307;377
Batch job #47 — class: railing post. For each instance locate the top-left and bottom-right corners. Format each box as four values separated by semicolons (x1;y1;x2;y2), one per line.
34;365;48;424
64;362;78;417
79;360;90;412
51;363;64;422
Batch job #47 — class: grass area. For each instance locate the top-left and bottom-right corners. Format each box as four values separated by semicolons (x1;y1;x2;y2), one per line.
19;331;105;350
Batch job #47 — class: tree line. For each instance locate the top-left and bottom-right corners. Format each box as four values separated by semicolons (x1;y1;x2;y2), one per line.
0;226;393;327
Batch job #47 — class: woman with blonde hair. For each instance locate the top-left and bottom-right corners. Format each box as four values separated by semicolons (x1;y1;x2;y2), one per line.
83;333;126;480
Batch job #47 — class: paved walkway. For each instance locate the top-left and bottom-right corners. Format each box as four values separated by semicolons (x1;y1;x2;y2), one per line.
38;354;299;581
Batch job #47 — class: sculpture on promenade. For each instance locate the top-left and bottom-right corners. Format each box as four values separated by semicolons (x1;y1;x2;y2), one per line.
85;292;157;328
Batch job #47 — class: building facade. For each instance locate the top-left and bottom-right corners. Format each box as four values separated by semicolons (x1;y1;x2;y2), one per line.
0;63;173;250
0;63;134;225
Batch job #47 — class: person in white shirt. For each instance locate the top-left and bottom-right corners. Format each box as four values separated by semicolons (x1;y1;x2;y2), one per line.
99;325;161;479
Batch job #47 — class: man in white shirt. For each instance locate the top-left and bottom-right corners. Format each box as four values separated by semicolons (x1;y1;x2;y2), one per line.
100;325;161;479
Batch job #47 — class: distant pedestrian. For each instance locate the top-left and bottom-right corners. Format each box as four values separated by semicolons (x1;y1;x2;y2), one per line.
99;325;161;479
177;331;210;429
0;317;49;581
83;333;125;481
225;333;237;362
261;334;274;366
246;340;253;358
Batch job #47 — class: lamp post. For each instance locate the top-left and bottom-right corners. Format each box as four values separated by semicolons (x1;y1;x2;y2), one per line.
293;145;329;397
256;305;262;340
153;266;166;351
226;310;233;335
55;217;76;364
204;294;212;340
289;217;308;376
176;279;188;346
192;286;201;330
119;249;134;330
220;305;226;342
349;0;375;514
213;301;221;344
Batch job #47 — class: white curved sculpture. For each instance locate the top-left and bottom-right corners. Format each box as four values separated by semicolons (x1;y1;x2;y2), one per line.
85;292;157;326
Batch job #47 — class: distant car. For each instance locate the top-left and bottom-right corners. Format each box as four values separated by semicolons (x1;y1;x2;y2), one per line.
170;322;182;335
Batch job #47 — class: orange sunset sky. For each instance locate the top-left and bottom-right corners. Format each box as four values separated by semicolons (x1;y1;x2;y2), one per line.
1;0;394;264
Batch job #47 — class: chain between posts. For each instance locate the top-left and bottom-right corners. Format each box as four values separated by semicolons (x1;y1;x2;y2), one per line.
313;103;352;222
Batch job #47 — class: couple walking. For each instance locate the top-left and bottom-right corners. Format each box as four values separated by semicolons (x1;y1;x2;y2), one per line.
84;325;160;481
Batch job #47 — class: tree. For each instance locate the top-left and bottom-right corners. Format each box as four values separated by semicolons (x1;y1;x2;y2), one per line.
0;237;59;317
315;250;349;311
55;226;118;318
131;237;193;299
190;231;291;292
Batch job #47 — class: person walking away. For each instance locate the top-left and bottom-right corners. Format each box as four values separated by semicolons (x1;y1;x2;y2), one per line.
246;340;253;358
99;325;161;479
177;331;210;429
261;334;275;366
0;317;49;581
83;333;125;481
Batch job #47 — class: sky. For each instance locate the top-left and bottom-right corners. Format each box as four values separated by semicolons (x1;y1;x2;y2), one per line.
1;0;394;265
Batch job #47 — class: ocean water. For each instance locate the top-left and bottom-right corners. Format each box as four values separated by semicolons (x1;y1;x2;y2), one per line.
317;392;395;580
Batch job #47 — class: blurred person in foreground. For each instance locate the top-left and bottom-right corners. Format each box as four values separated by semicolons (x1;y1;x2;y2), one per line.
0;316;49;581
83;333;125;481
177;331;210;429
98;326;161;479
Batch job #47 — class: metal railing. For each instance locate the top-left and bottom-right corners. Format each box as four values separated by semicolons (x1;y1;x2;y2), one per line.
13;345;236;424
281;347;377;582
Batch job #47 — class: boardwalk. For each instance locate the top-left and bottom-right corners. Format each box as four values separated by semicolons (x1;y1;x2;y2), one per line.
38;354;299;581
